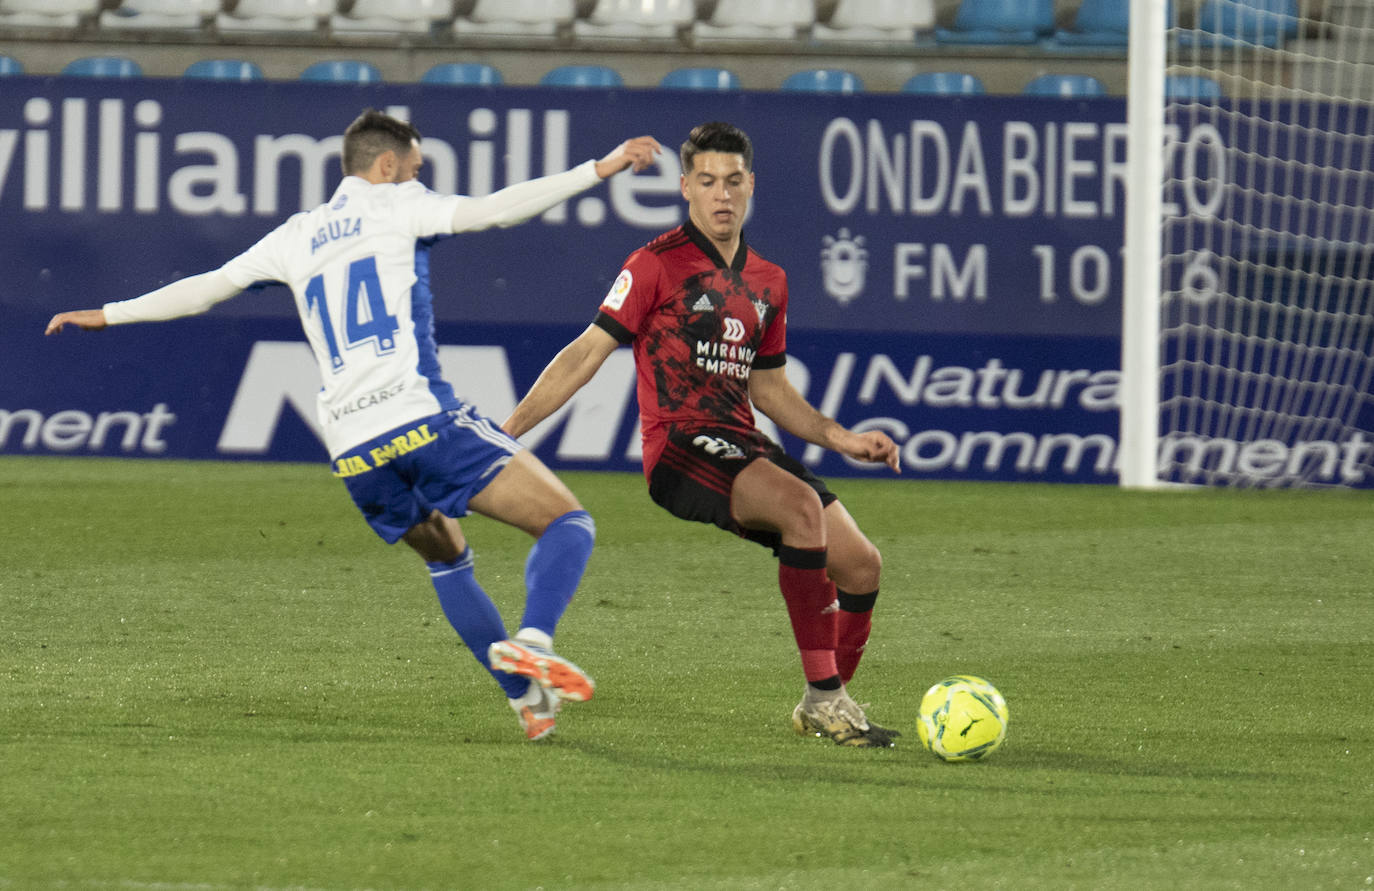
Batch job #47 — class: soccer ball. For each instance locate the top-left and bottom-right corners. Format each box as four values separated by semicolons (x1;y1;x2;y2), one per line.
915;675;1009;762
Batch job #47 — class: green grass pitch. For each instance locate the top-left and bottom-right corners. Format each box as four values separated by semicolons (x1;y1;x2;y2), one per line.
2;456;1372;889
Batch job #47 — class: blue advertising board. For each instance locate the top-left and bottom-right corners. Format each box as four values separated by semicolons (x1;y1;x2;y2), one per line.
0;76;1209;483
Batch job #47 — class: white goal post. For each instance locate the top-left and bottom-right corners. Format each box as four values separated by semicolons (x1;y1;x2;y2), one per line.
1121;0;1374;488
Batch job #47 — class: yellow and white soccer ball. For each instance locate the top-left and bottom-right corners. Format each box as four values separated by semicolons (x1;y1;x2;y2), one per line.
916;675;1009;762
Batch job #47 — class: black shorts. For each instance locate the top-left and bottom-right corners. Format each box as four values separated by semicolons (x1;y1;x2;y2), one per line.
647;425;837;552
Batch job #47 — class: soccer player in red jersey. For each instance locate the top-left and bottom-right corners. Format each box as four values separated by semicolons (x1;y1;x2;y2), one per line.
503;122;902;747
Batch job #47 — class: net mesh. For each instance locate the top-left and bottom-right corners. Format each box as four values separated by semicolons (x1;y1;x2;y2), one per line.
1159;0;1374;486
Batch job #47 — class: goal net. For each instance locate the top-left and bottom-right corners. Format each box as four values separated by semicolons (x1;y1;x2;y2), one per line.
1122;0;1374;488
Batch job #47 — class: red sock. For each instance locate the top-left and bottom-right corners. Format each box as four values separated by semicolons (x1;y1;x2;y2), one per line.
836;590;877;684
777;545;838;685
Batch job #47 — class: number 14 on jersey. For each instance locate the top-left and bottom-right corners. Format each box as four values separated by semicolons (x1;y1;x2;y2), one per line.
303;255;400;372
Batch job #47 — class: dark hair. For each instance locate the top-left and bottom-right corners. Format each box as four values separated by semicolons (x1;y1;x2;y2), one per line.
341;109;422;176
680;121;753;173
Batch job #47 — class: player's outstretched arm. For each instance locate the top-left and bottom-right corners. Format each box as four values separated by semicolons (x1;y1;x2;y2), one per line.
45;309;108;335
504;324;620;439
749;366;901;473
593;136;663;179
46;270;241;336
450;136;662;233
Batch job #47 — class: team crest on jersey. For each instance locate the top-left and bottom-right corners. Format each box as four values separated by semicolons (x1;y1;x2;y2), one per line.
603;269;633;311
751;298;769;325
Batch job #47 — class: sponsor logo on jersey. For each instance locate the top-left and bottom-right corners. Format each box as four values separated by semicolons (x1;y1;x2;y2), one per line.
722;317;746;342
603;269;632;311
691;294;714;312
332;422;439;477
692;434;746;460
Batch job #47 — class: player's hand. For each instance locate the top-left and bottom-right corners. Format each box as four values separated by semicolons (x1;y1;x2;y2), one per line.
45;309;108;335
594;136;663;178
843;429;902;474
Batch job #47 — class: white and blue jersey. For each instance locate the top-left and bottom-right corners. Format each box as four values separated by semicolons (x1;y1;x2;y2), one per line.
213;163;599;457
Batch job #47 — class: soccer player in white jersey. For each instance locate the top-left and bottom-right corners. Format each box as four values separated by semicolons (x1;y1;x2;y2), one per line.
46;109;661;742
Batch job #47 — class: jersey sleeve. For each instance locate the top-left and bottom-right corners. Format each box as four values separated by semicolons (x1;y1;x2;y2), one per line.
754;272;788;369
443;160;600;234
218;224;290;290
390;183;465;238
592;249;662;344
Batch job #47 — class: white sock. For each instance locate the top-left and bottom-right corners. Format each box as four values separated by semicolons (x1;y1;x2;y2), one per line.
803;684;846;705
509;681;542;710
514;627;553;650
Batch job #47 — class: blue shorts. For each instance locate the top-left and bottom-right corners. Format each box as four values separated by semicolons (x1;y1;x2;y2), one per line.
332;406;521;544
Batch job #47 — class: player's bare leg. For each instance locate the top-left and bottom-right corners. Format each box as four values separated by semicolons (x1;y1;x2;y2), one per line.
730;457;827;545
472;450;597;703
402;511;466;562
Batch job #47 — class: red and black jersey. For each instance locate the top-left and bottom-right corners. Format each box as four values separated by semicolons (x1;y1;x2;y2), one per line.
593;220;788;476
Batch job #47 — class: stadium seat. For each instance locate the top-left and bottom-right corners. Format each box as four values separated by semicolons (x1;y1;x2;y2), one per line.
902;72;986;95
99;0;218;30
217;0;333;32
1023;73;1108;97
0;0;98;28
812;0;935;44
453;0;574;39
331;0;453;35
936;0;1054;44
299;60;383;83
1051;0;1129;46
421;62;504;86
1185;0;1299;49
539;65;623;88
0;55;23;75
61;56;143;78
780;69;863;94
659;67;741;90
183;59;266;81
1165;74;1224;100
573;0;695;40
694;0;812;42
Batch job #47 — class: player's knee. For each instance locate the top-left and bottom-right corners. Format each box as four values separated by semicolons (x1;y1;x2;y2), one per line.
854;541;883;591
786;489;827;547
833;538;882;593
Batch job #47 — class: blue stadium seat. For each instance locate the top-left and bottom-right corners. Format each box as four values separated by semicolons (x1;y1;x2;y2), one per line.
421;63;504;86
1186;0;1299;49
1052;0;1128;45
1165;74;1224;100
780;69;864;94
936;0;1054;45
539;65;623;88
1024;74;1108;96
659;67;741;91
902;72;986;95
183;59;265;81
61;56;143;78
299;60;383;84
0;55;23;76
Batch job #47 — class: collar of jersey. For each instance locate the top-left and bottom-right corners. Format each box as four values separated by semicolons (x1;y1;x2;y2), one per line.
683;218;749;272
